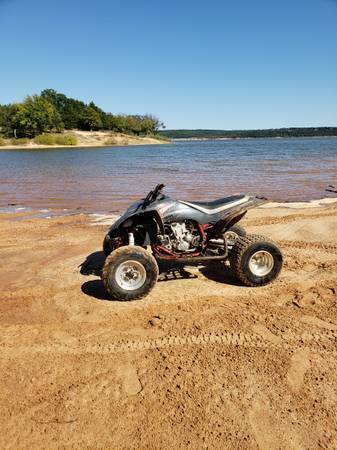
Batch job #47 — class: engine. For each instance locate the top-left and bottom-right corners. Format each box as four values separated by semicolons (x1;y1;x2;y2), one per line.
158;221;202;253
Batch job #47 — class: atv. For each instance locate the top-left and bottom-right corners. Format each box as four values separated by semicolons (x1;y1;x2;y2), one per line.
102;184;282;300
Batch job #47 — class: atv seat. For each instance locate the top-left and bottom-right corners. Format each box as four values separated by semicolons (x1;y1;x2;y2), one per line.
180;194;249;214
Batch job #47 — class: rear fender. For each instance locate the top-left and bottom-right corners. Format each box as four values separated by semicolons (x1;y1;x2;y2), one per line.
210;210;247;238
210;197;266;237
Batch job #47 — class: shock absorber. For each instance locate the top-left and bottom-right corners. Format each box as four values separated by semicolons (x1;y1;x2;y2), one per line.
128;232;135;246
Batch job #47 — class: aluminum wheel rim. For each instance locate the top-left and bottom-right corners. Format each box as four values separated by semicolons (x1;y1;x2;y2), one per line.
248;250;274;277
115;260;146;291
225;231;239;247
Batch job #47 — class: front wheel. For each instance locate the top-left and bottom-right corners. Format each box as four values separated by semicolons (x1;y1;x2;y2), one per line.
230;234;283;286
102;246;158;301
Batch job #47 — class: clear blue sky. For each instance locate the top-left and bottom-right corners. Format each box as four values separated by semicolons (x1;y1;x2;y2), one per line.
0;0;336;129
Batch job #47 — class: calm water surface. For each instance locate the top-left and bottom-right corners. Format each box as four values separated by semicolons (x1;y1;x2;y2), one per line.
1;137;337;213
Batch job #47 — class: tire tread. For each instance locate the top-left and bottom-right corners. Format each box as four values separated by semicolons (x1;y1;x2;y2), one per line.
230;234;281;286
102;246;158;301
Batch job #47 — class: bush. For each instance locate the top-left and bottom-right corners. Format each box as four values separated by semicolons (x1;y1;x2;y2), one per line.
34;134;56;145
34;133;77;146
54;134;77;145
0;136;6;146
104;136;118;145
11;137;29;145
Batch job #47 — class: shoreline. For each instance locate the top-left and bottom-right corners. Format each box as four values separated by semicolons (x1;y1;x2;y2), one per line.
1;197;336;223
0;141;167;151
171;135;337;141
0;130;169;150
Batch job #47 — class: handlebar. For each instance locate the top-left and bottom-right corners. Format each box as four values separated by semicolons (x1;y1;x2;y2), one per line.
142;184;165;209
152;183;165;199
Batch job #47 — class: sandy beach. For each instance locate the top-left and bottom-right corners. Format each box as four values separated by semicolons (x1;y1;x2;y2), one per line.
0;130;167;150
1;199;337;448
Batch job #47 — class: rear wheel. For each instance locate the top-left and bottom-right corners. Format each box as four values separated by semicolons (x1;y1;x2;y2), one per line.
230;234;282;286
102;246;158;301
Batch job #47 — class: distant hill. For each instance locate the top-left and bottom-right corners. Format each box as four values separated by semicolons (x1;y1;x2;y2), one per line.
159;127;337;139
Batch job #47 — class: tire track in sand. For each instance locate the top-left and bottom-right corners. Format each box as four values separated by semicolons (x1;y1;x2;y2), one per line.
245;208;337;227
2;328;337;356
279;239;337;255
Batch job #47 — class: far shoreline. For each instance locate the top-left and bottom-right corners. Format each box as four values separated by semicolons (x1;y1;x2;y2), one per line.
172;135;337;142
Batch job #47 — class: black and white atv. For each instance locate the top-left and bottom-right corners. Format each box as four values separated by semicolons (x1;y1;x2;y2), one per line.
101;184;282;300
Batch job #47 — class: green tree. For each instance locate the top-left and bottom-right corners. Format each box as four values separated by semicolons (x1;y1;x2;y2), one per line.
125;115;142;135
41;89;87;129
4;89;165;137
0;104;13;136
105;114;128;133
139;115;165;135
88;101;108;128
5;96;62;138
40;89;166;135
79;107;103;131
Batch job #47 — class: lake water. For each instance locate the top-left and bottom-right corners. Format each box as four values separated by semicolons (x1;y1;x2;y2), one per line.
1;137;337;214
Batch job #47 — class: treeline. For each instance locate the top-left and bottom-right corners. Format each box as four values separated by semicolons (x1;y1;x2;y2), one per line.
159;127;337;139
0;89;164;138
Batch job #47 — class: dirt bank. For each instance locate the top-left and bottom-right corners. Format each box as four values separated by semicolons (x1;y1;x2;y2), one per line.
1;201;337;448
0;130;168;150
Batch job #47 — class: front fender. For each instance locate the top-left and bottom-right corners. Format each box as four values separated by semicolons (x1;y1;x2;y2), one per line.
107;210;164;245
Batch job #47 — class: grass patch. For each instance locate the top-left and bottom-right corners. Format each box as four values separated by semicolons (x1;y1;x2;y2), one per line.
104;136;118;145
34;134;56;145
34;134;78;146
11;137;29;145
104;134;130;146
54;134;77;145
0;136;6;146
